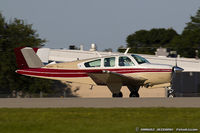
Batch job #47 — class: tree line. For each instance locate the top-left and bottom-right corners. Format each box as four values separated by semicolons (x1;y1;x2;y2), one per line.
0;13;69;97
120;8;200;58
0;8;199;95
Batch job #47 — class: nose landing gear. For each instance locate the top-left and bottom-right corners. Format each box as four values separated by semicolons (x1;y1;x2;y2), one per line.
166;86;176;98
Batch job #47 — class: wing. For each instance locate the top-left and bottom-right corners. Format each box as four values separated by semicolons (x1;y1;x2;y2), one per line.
87;70;146;86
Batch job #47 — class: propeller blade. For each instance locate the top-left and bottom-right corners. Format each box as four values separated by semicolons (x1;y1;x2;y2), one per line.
175;58;177;67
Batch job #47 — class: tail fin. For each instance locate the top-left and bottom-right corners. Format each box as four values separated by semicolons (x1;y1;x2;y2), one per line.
14;47;44;69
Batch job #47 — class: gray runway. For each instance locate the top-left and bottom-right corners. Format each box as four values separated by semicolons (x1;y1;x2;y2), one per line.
0;98;200;108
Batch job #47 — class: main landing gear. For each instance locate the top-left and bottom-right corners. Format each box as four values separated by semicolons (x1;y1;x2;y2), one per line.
129;90;139;97
109;84;140;98
128;85;140;98
111;88;140;98
112;91;123;97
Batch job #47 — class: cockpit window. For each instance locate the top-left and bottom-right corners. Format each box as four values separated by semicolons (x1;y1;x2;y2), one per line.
131;54;149;64
84;59;101;67
104;57;115;67
119;56;134;66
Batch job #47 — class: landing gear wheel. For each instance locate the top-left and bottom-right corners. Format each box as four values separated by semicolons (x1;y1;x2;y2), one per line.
167;88;176;98
168;93;175;98
129;91;139;97
127;85;140;98
112;92;123;98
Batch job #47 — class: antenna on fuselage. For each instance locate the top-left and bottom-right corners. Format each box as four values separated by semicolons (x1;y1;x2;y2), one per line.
124;48;130;55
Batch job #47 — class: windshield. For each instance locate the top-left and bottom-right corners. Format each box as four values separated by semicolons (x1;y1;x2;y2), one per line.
131;54;149;64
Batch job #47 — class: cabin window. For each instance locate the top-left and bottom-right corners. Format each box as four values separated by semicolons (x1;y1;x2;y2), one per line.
104;57;115;67
118;56;134;66
131;54;149;64
84;59;101;67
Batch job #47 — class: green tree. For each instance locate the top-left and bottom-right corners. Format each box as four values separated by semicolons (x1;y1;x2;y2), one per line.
184;8;200;31
0;13;67;96
125;28;178;54
103;48;112;52
169;8;200;58
122;8;200;58
169;29;200;58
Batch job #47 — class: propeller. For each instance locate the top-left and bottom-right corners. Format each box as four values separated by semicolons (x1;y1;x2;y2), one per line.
169;56;184;97
172;57;184;73
175;57;177;67
171;56;184;85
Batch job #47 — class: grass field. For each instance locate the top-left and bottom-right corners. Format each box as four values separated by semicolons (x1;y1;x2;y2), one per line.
0;108;199;133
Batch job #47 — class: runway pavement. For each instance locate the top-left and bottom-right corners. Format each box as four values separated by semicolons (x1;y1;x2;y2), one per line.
0;98;200;108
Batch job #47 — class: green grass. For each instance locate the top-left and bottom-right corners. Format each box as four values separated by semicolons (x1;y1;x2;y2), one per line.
0;108;199;133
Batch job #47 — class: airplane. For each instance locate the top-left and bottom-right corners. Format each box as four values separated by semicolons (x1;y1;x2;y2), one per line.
14;47;184;98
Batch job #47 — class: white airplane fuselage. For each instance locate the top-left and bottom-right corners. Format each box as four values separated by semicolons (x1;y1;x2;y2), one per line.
15;47;183;97
16;54;172;86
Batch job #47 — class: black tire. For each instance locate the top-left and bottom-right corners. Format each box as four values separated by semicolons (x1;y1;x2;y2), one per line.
112;92;123;98
168;93;175;98
129;91;139;97
167;89;176;98
127;85;140;92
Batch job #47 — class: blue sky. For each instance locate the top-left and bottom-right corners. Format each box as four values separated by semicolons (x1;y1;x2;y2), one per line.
1;0;200;51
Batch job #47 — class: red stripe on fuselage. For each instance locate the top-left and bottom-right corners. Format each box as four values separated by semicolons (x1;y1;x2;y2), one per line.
16;68;172;78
